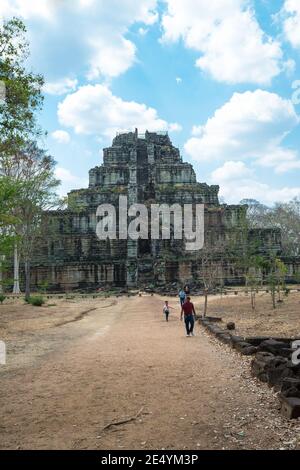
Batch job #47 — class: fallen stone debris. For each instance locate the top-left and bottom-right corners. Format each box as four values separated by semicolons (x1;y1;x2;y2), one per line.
199;316;300;420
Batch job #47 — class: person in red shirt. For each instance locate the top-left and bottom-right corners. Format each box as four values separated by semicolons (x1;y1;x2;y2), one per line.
180;296;196;337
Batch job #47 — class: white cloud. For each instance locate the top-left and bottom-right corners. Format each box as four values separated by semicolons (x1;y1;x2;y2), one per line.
51;130;71;144
211;161;253;182
57;84;181;138
161;0;283;85
176;77;182;84
55;167;88;197
85;1;158;78
44;78;78;96
210;161;300;205
0;0;159;80
87;36;136;80
274;160;300;174
185;89;300;173
281;0;300;49
56;167;79;183
0;0;55;21
257;147;299;173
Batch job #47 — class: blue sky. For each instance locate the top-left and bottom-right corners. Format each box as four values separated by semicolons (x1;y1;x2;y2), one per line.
1;0;300;205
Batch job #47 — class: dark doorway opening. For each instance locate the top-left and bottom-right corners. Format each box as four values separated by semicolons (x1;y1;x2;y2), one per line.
138;239;152;255
114;264;126;286
165;261;179;282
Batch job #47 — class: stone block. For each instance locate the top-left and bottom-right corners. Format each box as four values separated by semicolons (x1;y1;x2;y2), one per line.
280;396;300;419
245;337;271;347
255;351;275;362
259;339;290;355
273;337;297;344
230;335;245;346
240;346;258;356
233;341;252;353
281;377;300;398
215;329;230;338
279;348;294;359
205;324;216;333
204;316;222;323
199;318;210;326
281;377;300;391
209;326;224;335
268;363;293;387
251;352;289;385
217;333;232;345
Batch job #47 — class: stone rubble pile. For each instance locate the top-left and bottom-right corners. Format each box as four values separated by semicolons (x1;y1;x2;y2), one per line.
199;316;300;419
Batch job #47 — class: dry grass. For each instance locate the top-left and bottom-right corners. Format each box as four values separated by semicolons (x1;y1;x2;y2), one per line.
197;290;300;338
0;297;106;339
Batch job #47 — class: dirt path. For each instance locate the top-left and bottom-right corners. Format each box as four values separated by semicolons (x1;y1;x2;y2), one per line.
0;295;297;450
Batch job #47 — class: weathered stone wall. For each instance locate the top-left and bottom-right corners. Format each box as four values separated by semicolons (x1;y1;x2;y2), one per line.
28;130;286;291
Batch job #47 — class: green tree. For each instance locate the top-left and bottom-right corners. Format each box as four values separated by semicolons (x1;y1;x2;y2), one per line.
244;257;264;311
0;18;53;296
0;176;20;292
274;258;287;303
242;198;300;257
262;256;287;309
227;216;264;310
272;199;300;257
15;142;60;300
240;199;272;228
0;18;44;161
199;235;229;317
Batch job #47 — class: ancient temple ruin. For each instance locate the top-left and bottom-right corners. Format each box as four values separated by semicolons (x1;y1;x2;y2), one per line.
32;130;282;291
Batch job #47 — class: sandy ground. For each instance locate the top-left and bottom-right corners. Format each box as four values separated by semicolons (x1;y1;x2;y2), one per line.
0;294;300;450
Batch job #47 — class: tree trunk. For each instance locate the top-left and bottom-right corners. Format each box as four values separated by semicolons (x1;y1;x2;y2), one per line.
204;290;208;317
25;259;31;301
13;244;21;294
271;289;276;309
278;284;282;302
251;290;256;310
245;277;249;295
0;255;4;294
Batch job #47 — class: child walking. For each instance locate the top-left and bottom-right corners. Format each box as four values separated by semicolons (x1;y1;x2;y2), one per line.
163;301;174;322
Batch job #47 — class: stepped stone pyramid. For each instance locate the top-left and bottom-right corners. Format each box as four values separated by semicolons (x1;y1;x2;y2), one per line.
32;129;282;290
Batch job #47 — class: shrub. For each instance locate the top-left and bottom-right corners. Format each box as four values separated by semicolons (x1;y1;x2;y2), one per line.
28;296;45;307
0;294;6;305
284;288;290;297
